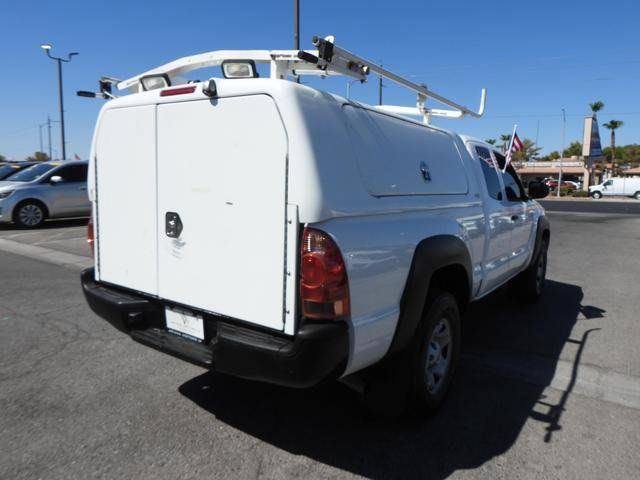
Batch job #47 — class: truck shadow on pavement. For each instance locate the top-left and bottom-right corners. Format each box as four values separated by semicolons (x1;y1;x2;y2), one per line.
180;280;602;479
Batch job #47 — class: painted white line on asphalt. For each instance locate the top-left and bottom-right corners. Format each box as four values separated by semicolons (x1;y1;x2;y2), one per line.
0;238;93;271
465;352;640;410
545;210;640;217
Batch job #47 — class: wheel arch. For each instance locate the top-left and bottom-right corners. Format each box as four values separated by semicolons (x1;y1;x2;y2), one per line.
12;198;50;222
387;235;472;355
530;215;550;267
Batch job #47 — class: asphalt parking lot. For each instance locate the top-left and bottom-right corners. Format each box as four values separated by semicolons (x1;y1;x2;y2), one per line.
1;203;639;479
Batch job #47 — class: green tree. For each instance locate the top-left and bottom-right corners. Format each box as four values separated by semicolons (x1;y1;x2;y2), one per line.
513;138;541;162
603;120;624;172
538;151;559;161
0;153;6;162
26;151;50;162
589;100;604;118
500;134;511;152
562;141;583;158
485;138;497;145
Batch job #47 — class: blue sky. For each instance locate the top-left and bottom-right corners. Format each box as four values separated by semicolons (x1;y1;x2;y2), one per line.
1;0;639;160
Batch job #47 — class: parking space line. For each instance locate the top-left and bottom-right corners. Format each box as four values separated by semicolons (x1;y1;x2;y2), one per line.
464;352;640;410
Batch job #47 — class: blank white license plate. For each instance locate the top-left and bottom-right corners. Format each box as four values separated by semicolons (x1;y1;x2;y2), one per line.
165;308;204;342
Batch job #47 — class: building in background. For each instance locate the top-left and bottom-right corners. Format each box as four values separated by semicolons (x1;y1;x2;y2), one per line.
515;159;589;190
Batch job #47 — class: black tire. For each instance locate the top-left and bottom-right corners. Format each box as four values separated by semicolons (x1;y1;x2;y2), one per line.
13;200;47;228
405;290;461;415
361;290;461;418
634;191;640;200
591;191;602;199
514;240;548;303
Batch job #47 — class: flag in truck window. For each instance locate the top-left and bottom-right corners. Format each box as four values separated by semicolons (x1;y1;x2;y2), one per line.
503;130;524;171
510;133;524;153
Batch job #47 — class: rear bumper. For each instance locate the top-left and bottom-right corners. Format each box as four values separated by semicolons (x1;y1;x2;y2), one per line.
81;268;349;388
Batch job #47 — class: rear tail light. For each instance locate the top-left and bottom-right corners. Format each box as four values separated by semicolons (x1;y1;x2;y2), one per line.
300;228;350;320
87;217;95;255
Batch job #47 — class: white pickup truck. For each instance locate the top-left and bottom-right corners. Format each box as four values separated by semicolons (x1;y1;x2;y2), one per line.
81;39;550;414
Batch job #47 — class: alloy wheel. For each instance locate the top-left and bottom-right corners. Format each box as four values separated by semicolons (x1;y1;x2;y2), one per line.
425;317;452;394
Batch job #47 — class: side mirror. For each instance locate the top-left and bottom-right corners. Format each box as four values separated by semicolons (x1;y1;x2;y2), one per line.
528;181;549;199
49;175;63;184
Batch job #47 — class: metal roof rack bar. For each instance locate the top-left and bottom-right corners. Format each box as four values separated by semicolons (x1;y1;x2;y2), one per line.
93;35;487;123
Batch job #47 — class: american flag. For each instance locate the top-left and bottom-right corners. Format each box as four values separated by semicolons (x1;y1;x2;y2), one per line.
510;133;524;153
504;131;524;171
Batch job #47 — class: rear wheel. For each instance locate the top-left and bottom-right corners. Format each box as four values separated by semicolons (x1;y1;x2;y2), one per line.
406;290;461;415
514;239;548;303
13;201;47;228
634;191;640;200
361;290;461;417
592;191;602;199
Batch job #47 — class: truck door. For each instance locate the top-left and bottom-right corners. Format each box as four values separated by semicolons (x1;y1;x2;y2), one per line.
473;146;514;294
95;105;159;296
156;95;292;331
494;151;534;272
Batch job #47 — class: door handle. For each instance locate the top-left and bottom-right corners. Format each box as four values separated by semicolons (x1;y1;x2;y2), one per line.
165;212;183;238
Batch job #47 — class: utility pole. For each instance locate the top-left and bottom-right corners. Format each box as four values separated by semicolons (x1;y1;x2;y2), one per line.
40;44;78;160
557;108;566;198
47;116;53;160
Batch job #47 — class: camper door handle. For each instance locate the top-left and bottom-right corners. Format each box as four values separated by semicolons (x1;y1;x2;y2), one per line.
165;212;183;238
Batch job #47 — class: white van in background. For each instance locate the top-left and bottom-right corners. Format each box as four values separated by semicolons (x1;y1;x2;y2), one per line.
589;177;640;199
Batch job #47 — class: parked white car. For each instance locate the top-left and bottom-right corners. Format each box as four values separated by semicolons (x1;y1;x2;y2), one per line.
81;40;550;414
589;177;640;199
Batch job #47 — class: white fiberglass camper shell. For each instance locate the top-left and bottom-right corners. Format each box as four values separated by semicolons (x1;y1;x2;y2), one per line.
81;36;550;414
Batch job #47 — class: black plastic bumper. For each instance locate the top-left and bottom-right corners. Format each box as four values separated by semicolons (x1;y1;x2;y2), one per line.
81;268;349;388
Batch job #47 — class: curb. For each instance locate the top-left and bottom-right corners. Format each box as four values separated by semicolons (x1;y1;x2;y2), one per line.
0;238;93;271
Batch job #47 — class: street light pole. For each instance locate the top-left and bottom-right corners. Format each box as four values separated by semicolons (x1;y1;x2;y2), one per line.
293;0;299;50
346;79;359;99
40;44;78;160
47;116;52;160
557;108;566;198
38;123;44;153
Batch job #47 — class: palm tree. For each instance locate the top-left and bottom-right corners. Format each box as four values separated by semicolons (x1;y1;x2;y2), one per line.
485;138;497;145
602;120;624;176
500;134;511;152
519;138;541;162
589;101;604;118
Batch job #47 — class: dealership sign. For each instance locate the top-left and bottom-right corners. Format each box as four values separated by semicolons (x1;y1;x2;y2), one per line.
582;116;603;159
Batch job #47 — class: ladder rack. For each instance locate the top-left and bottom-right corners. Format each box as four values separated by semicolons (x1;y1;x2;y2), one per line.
90;36;487;124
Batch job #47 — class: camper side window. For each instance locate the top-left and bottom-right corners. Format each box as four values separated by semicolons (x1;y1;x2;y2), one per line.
475;146;502;200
